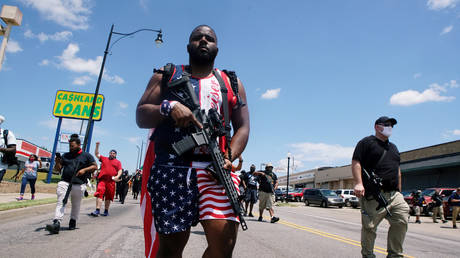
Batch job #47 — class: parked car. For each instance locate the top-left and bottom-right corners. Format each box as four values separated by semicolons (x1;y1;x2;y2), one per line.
349;195;360;208
275;189;285;202
404;188;455;216
303;189;344;208
286;188;303;202
335;189;355;207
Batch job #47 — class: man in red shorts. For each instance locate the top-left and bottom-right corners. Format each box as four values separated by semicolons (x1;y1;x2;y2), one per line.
90;142;122;217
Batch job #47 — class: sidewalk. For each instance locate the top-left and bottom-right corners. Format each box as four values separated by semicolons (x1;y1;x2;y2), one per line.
0;192;56;203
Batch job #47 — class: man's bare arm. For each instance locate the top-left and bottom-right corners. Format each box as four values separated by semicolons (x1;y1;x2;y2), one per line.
136;72;165;128
351;159;365;197
398;167;402;192
94;142;101;159
226;79;250;162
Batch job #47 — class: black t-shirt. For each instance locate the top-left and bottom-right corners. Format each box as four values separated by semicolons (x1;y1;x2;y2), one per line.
258;171;277;193
61;151;95;184
352;135;400;191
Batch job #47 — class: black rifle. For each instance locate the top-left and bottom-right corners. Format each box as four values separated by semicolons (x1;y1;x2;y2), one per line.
169;75;248;231
362;168;392;217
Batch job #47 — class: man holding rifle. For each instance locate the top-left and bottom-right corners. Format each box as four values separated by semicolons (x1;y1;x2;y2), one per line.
136;25;249;257
352;116;409;258
46;134;97;234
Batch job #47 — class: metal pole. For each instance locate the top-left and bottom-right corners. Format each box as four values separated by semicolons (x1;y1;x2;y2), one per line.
82;24;114;151
0;23;12;71
136;145;140;169
286;156;290;202
47;117;62;183
139;140;144;169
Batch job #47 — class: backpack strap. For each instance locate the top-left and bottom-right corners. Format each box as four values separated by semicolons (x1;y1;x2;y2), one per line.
223;70;244;107
212;69;232;161
153;63;176;89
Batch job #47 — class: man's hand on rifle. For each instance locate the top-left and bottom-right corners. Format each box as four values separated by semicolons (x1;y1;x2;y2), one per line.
76;169;87;176
171;102;202;128
354;183;365;198
223;158;232;170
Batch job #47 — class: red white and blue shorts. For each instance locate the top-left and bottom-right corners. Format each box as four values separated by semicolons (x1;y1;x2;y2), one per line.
147;161;240;235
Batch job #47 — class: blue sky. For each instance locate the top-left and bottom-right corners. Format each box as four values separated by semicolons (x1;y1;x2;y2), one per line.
1;0;459;175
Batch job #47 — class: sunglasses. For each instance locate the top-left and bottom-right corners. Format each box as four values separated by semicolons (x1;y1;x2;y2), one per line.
377;123;393;127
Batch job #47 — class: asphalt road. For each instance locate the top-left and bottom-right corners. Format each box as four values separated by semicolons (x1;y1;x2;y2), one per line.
0;198;459;258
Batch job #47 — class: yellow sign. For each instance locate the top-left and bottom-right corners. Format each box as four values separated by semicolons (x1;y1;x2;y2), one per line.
52;90;105;120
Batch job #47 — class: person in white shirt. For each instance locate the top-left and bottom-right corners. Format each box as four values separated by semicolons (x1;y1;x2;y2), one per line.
0;115;17;183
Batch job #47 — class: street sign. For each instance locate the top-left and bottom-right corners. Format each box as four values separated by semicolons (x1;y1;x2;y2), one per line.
52;90;105;120
59;133;83;143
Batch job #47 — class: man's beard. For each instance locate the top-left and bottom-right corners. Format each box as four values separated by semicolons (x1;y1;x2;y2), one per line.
189;47;217;65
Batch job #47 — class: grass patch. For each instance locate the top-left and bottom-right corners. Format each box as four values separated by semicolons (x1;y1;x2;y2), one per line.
3;169;60;184
274;202;298;207
0;197;57;211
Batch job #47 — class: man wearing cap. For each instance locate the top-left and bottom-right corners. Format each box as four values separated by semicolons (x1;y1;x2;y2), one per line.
254;163;279;223
90;142;122;217
0;115;17;183
352;116;409;258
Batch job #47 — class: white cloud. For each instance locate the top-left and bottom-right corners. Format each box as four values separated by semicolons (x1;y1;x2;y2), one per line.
274;157;304;174
39;59;50;66
24;29;73;43
442;129;460;139
56;43;124;84
450;80;459;88
289;142;354;167
413;73;422;79
73;75;92;85
441;25;453;35
40;118;83;132
6;40;23;53
390;83;455;106
261;88;281;99
19;0;92;30
427;0;458;10
453;129;460;135
118;102;128;109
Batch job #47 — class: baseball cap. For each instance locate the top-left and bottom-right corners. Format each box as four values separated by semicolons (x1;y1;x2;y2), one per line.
266;162;273;168
375;116;397;126
110;149;117;154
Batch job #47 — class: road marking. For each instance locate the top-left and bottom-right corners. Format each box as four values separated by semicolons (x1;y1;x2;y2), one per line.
260;215;415;258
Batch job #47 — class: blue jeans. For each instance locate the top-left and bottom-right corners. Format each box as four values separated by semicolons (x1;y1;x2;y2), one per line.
20;176;37;195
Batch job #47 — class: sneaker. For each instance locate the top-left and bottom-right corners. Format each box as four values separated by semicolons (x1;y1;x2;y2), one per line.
31;195;35;200
270;217;280;223
248;213;254;217
243;212;247;216
415;220;421;224
258;216;263;222
90;210;100;217
454;225;457;229
69;219;76;230
16;196;23;201
433;221;439;223
101;210;109;217
45;220;60;234
442;220;448;223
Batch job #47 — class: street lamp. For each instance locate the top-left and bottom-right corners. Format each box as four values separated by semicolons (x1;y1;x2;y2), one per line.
286;152;291;202
136;145;140;170
82;24;163;152
0;5;22;71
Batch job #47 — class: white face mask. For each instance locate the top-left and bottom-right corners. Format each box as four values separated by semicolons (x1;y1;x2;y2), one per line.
381;126;392;137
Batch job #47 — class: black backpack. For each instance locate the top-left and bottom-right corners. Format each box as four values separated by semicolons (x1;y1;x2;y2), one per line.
1;129;18;166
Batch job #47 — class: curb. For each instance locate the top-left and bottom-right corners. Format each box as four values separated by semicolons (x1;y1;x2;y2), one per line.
0;197;95;223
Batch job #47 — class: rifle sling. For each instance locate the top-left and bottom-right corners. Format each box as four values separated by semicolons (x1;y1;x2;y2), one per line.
212;70;232;160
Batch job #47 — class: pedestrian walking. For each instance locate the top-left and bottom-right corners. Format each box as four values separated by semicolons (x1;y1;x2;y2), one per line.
243;164;259;217
45;134;97;234
136;24;250;257
0;115;17;183
449;187;460;229
351;116;409;258
118;170;130;204
132;170;142;200
15;154;41;200
411;190;424;224
431;189;448;223
254;163;279;223
90;142;122;217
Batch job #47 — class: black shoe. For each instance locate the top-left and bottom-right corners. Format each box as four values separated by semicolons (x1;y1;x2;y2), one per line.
442;220;448;223
415;220;421;224
454;225;457;229
433;221;439;223
248;213;254;217
45;220;60;234
258;216;263;222
270;217;280;223
69;219;76;230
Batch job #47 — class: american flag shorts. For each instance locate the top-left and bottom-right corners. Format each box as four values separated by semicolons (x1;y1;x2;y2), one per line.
147;161;240;235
